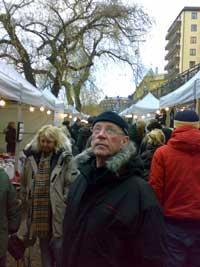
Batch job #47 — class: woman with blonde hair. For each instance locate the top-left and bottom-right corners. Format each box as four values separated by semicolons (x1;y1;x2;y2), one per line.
140;129;165;180
20;125;77;267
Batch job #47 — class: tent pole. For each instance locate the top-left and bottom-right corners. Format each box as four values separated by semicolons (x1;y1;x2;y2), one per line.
15;102;22;172
196;99;200;117
194;79;200;117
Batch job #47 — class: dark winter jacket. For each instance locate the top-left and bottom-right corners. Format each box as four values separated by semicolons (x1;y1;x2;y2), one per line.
0;168;21;257
70;123;81;142
128;123;145;153
5;126;16;153
140;143;163;180
62;142;166;267
76;126;92;153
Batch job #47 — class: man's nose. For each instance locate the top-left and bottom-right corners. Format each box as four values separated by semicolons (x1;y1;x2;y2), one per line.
96;128;107;136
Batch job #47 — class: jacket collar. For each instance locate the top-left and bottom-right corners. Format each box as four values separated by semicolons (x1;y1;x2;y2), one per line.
75;141;142;175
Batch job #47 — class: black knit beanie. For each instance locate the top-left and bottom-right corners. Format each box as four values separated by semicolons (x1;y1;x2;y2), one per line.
92;111;129;135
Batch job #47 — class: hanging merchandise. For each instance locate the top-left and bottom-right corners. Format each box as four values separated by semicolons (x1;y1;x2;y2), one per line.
17;122;24;142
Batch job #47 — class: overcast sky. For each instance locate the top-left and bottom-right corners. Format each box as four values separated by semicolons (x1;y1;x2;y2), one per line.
95;0;200;98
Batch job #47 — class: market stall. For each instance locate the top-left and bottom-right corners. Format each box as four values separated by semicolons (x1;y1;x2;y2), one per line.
0;62;59;174
159;70;200;108
120;92;159;120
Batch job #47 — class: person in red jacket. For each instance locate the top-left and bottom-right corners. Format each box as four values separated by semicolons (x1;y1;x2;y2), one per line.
149;109;200;267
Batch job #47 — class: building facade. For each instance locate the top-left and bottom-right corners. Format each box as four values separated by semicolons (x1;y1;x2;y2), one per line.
99;96;131;112
165;7;200;80
131;70;166;102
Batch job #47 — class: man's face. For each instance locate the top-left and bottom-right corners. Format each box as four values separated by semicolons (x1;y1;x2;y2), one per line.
39;135;55;154
91;121;129;160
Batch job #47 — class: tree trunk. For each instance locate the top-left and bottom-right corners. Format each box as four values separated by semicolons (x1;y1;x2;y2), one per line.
74;93;82;111
51;72;62;97
63;81;74;106
22;61;36;87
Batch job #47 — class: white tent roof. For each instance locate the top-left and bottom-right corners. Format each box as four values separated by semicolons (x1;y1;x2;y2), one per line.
160;70;200;108
42;88;65;111
120;92;159;116
64;105;80;115
0;61;53;108
134;92;159;110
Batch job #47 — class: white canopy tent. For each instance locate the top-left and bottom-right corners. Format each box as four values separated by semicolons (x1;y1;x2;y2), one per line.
133;92;159;112
120;92;159;116
64;104;80;115
0;61;53;108
160;70;200;108
42;88;65;111
120;106;133;116
0;62;58;170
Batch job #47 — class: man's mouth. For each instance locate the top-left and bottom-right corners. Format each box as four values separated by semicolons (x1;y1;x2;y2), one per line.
95;143;107;147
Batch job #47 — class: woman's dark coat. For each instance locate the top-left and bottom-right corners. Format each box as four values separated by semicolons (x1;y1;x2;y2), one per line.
5;126;16;153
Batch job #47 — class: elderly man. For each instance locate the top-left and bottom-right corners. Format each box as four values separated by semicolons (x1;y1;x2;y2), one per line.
149;110;200;267
62;111;166;267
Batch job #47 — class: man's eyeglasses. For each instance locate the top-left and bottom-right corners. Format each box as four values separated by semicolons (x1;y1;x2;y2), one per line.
90;125;124;136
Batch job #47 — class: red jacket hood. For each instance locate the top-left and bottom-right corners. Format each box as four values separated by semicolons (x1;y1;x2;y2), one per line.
168;126;200;153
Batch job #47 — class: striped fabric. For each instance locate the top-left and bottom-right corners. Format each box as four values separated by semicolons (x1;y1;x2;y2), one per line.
174;120;199;128
31;154;51;238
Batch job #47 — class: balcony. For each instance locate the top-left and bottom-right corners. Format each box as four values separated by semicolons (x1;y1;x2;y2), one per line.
174;56;180;63
165;44;180;60
165;55;180;71
166;19;181;40
155;63;200;98
165;32;181;50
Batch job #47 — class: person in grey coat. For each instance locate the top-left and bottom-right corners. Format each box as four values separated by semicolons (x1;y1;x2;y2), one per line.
0;168;21;267
20;125;78;267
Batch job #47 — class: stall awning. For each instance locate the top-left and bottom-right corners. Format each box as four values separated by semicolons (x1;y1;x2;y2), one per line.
160;70;200;108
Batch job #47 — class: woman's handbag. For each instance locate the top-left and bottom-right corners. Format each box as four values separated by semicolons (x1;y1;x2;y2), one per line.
8;234;26;261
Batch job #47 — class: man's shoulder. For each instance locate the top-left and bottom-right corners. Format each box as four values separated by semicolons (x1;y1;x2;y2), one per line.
121;175;161;209
124;174;154;194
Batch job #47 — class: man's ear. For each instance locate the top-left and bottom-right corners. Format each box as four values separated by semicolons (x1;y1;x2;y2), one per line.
121;136;129;147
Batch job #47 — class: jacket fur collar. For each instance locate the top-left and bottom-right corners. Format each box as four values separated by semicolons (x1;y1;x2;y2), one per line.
75;141;139;174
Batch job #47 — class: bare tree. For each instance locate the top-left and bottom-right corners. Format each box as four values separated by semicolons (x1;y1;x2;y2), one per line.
0;0;152;111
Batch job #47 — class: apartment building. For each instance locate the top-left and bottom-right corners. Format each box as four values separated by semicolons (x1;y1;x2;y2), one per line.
165;7;200;80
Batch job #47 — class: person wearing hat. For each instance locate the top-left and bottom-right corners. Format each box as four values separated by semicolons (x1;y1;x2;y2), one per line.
76;116;95;153
62;111;166;267
149;109;200;267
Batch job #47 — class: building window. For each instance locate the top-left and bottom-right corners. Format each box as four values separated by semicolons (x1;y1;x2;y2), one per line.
190;49;196;56
189;61;196;68
191;12;197;19
190;36;197;44
191;24;197;31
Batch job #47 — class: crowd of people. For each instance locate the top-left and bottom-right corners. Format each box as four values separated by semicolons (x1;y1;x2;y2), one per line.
0;109;200;267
